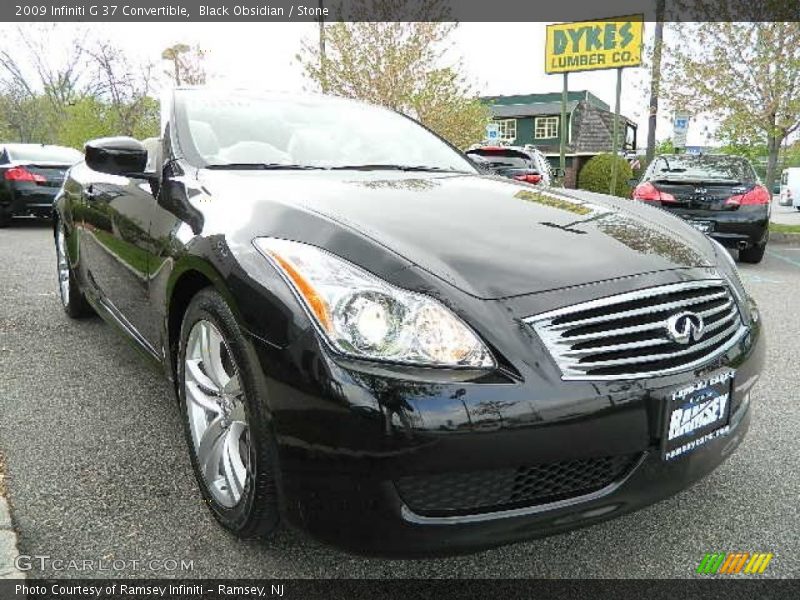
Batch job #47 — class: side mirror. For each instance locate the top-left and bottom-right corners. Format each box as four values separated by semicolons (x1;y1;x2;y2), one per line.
552;167;566;178
627;178;639;187
85;137;148;177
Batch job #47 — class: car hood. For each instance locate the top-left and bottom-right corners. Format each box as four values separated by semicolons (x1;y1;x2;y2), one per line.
198;170;715;299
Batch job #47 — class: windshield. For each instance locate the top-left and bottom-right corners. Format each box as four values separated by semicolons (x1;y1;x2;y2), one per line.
650;155;755;183
7;145;82;164
175;90;477;172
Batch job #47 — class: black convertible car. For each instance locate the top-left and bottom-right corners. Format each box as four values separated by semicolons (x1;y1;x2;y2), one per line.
54;89;764;557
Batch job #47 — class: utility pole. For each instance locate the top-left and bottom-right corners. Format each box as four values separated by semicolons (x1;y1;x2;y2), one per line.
559;73;567;183
645;0;666;165
609;68;623;196
318;0;327;93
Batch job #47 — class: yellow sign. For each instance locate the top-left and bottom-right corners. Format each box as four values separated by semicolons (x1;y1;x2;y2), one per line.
545;15;644;74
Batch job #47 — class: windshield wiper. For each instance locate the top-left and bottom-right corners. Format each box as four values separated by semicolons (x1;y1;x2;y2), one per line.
329;164;468;173
205;163;325;170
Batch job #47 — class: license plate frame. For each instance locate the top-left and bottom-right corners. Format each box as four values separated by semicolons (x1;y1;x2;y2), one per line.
661;370;735;461
688;220;714;233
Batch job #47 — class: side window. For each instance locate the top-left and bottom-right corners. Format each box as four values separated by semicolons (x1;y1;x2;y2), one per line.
781;171;789;185
0;149;8;165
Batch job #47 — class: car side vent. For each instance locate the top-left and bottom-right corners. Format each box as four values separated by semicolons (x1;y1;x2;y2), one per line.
526;280;747;380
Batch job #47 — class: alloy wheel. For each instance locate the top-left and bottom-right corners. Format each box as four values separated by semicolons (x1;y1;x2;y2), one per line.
56;227;70;307
184;319;252;508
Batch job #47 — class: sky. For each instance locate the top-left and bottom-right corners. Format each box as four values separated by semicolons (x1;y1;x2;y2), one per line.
1;21;713;147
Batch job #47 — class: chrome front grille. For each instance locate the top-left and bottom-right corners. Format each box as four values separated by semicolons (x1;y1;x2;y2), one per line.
526;280;747;380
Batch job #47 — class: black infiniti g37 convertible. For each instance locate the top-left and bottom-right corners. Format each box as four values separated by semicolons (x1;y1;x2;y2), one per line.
53;89;764;557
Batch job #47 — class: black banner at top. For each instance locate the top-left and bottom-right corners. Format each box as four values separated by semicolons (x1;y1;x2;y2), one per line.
3;0;800;23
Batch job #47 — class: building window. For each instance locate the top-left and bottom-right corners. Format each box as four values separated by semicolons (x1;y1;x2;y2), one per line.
496;119;517;142
535;116;559;139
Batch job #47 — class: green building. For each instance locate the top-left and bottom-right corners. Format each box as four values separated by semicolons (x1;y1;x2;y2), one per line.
481;91;638;187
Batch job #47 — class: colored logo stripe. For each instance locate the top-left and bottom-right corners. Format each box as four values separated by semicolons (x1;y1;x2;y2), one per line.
697;553;773;574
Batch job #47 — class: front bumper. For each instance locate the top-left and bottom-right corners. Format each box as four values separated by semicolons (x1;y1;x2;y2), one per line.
249;311;764;557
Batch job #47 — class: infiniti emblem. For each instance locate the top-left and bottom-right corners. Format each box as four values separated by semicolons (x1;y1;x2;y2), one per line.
666;311;705;345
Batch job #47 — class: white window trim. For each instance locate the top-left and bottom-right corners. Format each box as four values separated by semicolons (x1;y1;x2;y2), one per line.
496;119;517;143
535;116;559;140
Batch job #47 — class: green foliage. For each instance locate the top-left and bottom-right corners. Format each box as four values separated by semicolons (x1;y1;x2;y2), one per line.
663;20;800;189
655;138;676;155
577;153;634;198
56;97;118;149
296;3;489;149
0;27;162;148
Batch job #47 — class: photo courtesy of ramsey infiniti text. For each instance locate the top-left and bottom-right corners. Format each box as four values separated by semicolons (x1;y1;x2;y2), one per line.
53;89;764;557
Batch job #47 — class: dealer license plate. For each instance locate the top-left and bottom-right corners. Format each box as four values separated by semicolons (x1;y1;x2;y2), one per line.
662;370;734;461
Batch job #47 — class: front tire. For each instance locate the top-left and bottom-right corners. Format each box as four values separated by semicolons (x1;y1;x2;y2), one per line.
177;288;280;539
739;243;766;264
55;222;94;318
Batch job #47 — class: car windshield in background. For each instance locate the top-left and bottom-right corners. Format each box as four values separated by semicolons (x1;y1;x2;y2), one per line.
467;150;531;169
7;145;82;164
177;91;477;173
651;155;755;183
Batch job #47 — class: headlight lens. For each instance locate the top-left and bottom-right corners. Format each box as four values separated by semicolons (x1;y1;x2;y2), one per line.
254;238;495;368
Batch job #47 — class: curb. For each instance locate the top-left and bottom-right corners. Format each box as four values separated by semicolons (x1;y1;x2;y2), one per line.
0;493;24;579
769;232;800;245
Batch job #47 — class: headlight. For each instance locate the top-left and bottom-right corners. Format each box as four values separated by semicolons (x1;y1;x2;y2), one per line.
253;238;495;368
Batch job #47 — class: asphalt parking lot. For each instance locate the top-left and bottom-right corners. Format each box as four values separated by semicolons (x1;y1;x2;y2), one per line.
0;219;798;579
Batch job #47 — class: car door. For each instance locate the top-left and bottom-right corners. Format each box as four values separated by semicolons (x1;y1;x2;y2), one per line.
78;167;157;352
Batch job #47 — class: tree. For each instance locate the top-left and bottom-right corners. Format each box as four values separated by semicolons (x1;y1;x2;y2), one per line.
0;25;158;146
162;43;207;86
655;138;676;156
578;153;634;198
663;17;800;190
88;41;159;138
0;24;90;141
295;0;489;149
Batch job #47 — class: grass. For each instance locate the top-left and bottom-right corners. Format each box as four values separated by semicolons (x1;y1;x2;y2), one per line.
769;222;800;235
92;229;150;275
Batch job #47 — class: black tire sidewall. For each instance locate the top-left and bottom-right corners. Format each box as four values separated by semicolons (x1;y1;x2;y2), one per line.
177;287;280;539
739;243;766;264
56;222;92;318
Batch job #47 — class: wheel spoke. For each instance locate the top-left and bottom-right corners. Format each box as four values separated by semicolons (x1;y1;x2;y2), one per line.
185;381;222;416
200;322;229;389
221;423;248;503
198;417;226;483
185;359;220;396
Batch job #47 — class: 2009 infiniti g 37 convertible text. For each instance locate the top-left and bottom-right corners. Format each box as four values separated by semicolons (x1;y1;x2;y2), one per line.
54;89;764;557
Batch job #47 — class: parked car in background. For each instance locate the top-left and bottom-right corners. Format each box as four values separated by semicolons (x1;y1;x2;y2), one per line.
54;89;763;556
0;144;82;226
778;167;800;209
632;154;770;263
466;144;554;186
